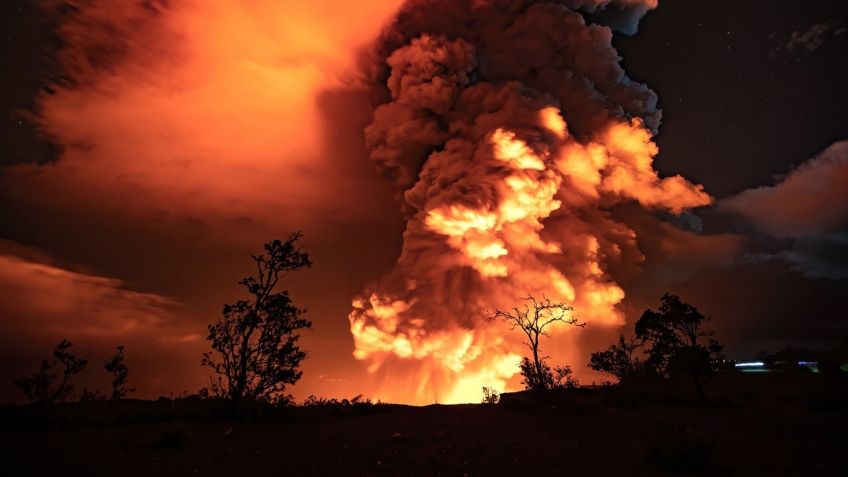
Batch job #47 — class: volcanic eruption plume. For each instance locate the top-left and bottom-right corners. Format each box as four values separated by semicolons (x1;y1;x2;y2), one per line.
349;0;711;403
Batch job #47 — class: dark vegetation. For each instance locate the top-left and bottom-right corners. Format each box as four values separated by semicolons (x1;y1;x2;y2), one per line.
589;293;727;398
490;294;583;391
14;340;89;404
4;237;847;475
104;346;133;400
3;371;845;476
481;386;499;404
202;233;312;405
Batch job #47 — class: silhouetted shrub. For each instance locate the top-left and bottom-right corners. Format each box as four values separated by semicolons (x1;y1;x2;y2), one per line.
481;386;499;404
622;294;724;397
552;365;579;389
79;387;105;401
14;340;88;404
519;356;554;391
589;335;644;382
104;345;134;400
635;294;723;376
518;357;579;391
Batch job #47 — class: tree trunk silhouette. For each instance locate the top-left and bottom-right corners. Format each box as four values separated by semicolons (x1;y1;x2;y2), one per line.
490;295;583;391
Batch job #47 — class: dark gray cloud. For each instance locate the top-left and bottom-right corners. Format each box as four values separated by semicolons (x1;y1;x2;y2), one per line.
720;141;848;278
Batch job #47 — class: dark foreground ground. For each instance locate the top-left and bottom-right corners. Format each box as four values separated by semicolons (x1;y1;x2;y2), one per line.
2;373;846;476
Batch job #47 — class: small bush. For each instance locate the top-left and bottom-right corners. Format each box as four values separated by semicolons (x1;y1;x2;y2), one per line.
553;365;579;389
588;335;644;382
519;357;553;391
104;345;134;400
79;388;105;401
14;340;88;404
519;357;579;391
481;386;499;404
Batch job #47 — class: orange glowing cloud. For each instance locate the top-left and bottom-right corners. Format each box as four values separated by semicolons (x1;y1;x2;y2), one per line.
6;0;404;235
351;98;711;403
1;0;407;402
347;1;714;404
2;0;723;406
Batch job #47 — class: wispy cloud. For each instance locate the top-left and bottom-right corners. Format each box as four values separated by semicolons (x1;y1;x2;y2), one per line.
770;19;846;57
0;241;205;401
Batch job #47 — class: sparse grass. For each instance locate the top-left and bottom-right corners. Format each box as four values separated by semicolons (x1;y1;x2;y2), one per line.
1;373;844;476
299;394;387;417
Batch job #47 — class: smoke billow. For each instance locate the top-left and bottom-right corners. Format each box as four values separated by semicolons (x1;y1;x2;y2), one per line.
7;0;403;236
0;0;408;402
349;0;710;403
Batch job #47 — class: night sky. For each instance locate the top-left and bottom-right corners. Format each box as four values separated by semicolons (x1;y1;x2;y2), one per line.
614;0;848;352
1;0;846;404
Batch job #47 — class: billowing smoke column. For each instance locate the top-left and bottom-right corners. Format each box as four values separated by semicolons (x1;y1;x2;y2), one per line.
349;0;710;403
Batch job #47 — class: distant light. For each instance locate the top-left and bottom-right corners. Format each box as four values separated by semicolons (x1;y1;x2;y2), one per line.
734;361;764;368
797;361;817;366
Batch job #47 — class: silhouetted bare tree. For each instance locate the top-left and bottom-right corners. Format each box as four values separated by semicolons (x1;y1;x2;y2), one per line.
104;345;134;400
588;335;644;382
202;234;312;404
491;295;583;391
14;340;88;404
